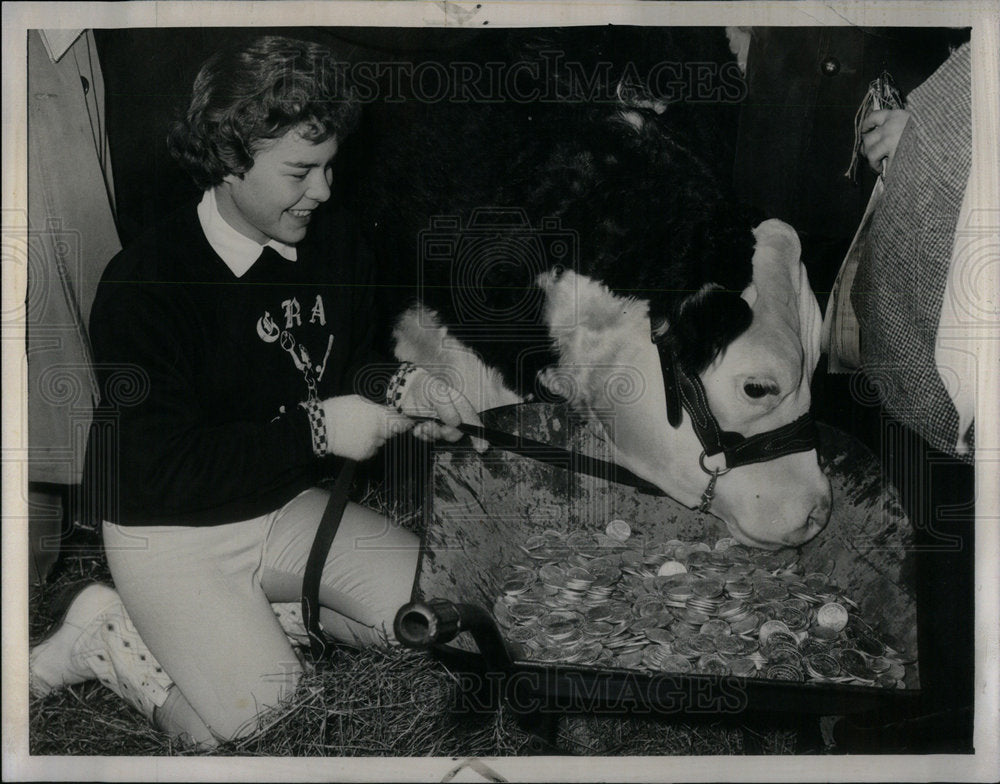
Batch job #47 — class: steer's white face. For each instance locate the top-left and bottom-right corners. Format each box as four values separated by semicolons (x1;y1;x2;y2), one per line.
697;220;831;547
544;219;831;550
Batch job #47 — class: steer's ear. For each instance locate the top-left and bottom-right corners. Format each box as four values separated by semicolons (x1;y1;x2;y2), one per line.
752;219;822;379
666;283;753;375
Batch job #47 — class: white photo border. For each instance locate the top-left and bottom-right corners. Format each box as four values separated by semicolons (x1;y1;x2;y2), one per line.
3;1;998;781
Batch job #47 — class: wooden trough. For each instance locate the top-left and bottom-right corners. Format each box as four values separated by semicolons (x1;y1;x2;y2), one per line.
397;402;920;745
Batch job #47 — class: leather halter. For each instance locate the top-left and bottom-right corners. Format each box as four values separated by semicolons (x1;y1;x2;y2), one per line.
655;336;818;512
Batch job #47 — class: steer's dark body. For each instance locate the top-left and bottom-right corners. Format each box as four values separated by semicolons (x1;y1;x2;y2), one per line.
355;28;758;391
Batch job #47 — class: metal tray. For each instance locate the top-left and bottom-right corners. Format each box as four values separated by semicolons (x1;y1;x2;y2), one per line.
406;402;919;717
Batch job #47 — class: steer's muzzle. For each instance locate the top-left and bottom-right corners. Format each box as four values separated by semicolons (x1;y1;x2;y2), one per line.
717;452;832;550
780;491;832;548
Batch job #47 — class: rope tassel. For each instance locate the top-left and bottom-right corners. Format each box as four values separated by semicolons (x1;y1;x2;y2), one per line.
844;70;905;182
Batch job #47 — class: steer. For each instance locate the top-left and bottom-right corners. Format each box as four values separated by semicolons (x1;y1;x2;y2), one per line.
392;218;830;549
357;30;832;549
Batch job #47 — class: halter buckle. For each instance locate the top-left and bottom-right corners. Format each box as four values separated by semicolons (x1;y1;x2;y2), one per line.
698;449;731;477
697;450;730;514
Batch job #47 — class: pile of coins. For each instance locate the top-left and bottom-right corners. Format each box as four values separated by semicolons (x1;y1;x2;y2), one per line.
491;523;913;688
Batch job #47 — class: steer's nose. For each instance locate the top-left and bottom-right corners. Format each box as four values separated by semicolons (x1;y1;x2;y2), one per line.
782;493;832;547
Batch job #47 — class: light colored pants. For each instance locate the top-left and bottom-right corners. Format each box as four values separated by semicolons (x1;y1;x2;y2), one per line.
103;488;420;742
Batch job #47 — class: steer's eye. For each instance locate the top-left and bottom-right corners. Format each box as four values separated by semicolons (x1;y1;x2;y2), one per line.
743;379;780;399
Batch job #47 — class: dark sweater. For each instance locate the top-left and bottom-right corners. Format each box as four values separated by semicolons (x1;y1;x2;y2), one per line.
85;201;391;525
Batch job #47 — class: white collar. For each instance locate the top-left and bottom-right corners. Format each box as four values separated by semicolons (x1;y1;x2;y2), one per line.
197;188;297;277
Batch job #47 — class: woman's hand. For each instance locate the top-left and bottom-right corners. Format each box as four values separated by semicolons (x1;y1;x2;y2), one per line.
395;367;488;452
861;109;911;174
320;395;415;461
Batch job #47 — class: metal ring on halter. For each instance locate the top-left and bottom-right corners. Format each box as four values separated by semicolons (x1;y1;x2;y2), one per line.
698;450;732;477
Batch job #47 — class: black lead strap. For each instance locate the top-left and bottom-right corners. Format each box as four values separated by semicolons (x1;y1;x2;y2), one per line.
443;419;667;497
302;457;357;661
301;417;664;659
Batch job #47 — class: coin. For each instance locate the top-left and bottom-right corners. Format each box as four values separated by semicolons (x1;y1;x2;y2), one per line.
665;585;695;603
717;599;748;619
730;613;761;637
604;604;633;624
582;620;615;638
627;615;662;633
583;605;613;623
787;583;821;604
692;633;718;654
633;595;667;617
804;653;841;679
501;575;536;596
766;663;804;682
657;560;687;577
838;649;873;680
739;637;761;655
510;602;548;621
804;572;831;590
757;582;790;602
764;645;802;666
758;620;791;645
817;602;849;633
714;635;745;656
657;654;694;673
778;604;809;632
811;625;841;642
606;519;632;541
507;625;538;644
550;627;583;645
797;637;831;657
566;530;593;550
683;608;712;626
522;534;548;551
573;642;604;664
699;619;731;637
671;636;699;659
686;597;722;616
645;627;675;645
887;662;906;681
539;610;581;633
707;552;732;570
754;553;785;572
692;578;725;599
765;630;799;650
697;654;730;675
614;650;645;669
854;633;885;657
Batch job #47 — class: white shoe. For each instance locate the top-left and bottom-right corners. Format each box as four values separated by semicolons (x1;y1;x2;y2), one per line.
29;582;173;718
29;583;122;697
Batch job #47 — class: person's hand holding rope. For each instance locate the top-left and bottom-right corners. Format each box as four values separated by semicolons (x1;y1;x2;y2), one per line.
861;108;911;175
386;363;489;452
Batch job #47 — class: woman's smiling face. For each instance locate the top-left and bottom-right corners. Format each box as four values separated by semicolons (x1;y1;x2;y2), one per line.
215;126;339;245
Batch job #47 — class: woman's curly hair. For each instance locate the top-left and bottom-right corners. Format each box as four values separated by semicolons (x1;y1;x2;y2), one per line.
168;36;361;189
